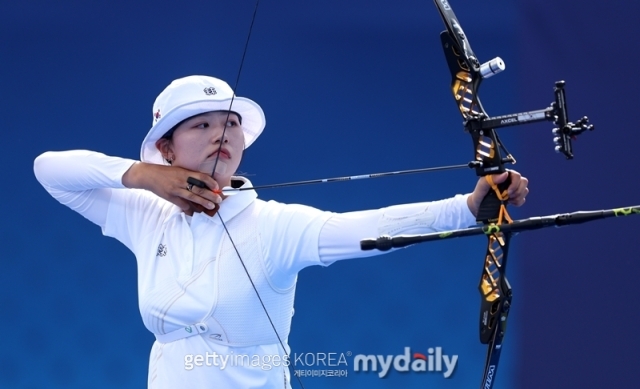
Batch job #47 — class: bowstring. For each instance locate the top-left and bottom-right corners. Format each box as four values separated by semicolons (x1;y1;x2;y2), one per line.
211;1;306;388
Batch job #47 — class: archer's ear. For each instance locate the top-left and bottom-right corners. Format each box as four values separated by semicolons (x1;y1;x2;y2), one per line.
156;138;173;155
155;138;173;161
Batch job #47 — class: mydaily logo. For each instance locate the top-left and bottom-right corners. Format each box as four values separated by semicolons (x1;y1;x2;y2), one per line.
353;347;458;378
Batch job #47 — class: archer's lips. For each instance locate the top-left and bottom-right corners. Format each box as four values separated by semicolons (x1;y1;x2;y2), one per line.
209;149;231;160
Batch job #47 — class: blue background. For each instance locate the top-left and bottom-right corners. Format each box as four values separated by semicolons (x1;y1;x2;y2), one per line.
2;0;639;388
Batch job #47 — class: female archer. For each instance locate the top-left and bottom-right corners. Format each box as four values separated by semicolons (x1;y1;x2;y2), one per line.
33;75;528;388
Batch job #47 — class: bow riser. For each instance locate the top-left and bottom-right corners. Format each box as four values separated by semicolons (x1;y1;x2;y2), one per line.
440;31;511;183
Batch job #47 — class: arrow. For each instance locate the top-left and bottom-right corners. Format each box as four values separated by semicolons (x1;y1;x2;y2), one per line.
205;162;478;196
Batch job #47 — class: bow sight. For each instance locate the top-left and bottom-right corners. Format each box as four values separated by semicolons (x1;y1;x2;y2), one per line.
463;81;594;164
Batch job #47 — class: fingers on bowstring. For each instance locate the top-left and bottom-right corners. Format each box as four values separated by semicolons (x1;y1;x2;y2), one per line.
184;185;217;210
188;174;222;199
190;173;219;192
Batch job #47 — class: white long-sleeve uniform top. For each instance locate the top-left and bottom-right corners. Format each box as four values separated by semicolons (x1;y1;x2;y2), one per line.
34;150;477;388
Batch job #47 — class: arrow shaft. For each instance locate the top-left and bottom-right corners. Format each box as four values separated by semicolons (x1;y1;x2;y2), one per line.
222;162;474;194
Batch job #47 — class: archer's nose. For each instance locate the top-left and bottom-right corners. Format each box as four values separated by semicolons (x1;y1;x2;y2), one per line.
213;134;229;144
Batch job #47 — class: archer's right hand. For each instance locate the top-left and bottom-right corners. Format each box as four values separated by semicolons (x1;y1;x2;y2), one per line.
122;162;222;214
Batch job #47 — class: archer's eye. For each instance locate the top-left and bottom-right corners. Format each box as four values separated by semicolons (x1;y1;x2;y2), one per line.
195;122;210;129
226;120;239;128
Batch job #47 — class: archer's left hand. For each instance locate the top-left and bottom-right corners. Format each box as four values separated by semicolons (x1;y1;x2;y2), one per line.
466;170;529;217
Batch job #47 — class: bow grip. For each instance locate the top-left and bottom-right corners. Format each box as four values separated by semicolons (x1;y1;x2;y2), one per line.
476;174;511;223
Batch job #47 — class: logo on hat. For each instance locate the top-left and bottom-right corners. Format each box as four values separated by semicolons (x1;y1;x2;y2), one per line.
203;87;217;96
154;109;162;122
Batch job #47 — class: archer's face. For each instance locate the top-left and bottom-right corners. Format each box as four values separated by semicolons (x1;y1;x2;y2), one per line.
161;111;244;186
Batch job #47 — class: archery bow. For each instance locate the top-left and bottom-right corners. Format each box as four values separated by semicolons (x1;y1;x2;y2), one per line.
360;1;594;388
433;1;592;387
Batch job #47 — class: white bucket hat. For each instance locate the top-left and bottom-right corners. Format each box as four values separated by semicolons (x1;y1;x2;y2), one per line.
140;75;265;164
